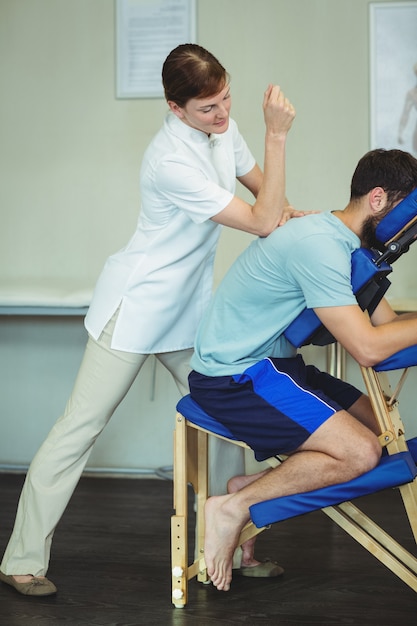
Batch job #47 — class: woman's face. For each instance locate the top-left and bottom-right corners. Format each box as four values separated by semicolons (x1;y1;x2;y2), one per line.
169;84;231;135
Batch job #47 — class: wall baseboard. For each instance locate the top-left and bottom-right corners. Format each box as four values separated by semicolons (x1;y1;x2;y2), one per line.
0;464;170;480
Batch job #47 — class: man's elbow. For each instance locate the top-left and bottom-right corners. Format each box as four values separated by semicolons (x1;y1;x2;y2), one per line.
355;353;378;368
352;345;385;369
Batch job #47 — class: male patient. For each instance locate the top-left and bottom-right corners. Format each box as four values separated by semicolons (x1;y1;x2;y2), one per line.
188;148;417;592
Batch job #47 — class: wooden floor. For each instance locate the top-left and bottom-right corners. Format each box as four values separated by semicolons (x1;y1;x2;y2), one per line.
1;473;417;626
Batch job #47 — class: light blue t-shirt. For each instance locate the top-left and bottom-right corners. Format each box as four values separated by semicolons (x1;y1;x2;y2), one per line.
191;211;360;376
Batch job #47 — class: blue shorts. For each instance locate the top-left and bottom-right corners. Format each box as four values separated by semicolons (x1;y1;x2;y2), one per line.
188;355;362;461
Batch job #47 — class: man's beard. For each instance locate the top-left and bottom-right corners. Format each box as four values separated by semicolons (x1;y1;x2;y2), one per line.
361;200;397;251
361;216;385;250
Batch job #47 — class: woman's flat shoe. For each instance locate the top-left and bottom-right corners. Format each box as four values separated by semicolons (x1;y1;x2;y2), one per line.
0;571;57;596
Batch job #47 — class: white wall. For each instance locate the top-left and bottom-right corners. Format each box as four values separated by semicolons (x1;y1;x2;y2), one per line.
1;0;417;472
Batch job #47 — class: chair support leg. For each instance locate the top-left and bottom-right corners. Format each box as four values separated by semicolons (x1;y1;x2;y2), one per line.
324;501;417;592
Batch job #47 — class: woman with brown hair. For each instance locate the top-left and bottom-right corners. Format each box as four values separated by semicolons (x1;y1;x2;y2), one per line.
0;44;297;596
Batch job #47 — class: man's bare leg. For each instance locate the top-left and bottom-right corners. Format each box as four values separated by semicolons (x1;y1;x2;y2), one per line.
204;410;381;591
226;393;378;569
348;394;380;435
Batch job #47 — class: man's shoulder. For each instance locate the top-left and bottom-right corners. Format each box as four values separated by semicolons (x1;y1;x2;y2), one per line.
273;211;356;245
265;212;340;247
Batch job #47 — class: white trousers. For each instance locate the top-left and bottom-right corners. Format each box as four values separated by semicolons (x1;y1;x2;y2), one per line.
1;312;244;576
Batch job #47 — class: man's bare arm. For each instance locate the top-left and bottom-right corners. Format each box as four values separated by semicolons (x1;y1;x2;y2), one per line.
314;299;417;367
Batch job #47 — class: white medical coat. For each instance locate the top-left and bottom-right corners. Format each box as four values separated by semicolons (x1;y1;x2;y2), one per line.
85;112;255;353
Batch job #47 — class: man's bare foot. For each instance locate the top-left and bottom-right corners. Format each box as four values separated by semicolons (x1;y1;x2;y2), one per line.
204;493;248;591
227;470;270;568
240;536;259;568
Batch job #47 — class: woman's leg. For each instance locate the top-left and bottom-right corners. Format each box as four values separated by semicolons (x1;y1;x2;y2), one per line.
1;314;148;580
